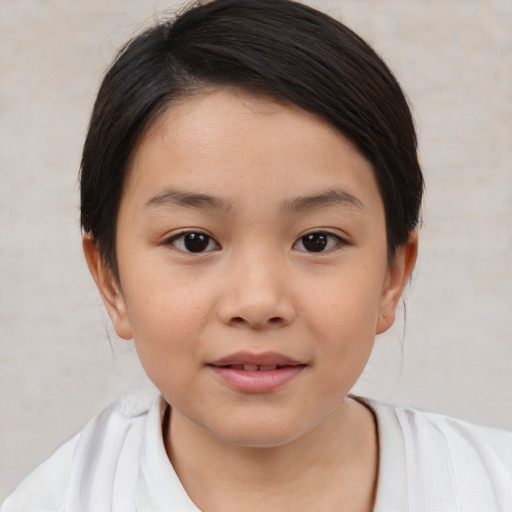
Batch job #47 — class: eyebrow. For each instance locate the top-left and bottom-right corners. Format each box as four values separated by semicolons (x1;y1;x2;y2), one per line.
145;188;233;212
282;188;364;212
145;187;363;214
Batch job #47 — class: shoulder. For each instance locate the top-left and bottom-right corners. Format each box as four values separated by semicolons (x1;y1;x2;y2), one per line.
394;407;512;475
389;402;512;474
1;434;79;512
365;398;512;465
365;398;512;509
1;382;158;512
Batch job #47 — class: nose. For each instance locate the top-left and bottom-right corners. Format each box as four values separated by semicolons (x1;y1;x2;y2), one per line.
216;250;296;330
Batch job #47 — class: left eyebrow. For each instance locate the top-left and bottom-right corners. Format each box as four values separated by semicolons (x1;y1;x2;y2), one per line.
282;188;364;212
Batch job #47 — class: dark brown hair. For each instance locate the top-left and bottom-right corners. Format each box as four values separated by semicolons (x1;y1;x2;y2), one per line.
80;0;423;278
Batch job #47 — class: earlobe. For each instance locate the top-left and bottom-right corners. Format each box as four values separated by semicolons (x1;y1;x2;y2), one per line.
376;231;418;334
82;235;133;340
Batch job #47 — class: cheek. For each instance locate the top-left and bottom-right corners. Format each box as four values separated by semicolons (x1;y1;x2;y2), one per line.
128;293;208;398
302;266;384;337
121;267;213;366
301;267;384;370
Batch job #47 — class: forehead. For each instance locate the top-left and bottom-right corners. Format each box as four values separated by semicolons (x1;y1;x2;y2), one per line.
125;88;381;213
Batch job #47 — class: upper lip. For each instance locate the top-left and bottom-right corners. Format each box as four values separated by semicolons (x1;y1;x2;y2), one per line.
208;351;304;367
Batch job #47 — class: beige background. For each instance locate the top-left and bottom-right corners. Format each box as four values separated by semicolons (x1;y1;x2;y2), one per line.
1;0;511;502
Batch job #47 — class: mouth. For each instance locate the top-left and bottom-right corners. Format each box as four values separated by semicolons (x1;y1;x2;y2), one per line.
211;363;300;371
207;352;307;393
208;351;304;368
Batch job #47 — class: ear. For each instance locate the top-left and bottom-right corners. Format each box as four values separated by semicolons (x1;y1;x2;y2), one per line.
376;230;418;334
82;234;133;340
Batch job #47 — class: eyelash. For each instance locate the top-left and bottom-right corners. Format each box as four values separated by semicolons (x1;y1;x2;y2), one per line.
293;231;345;253
165;230;346;254
165;231;220;253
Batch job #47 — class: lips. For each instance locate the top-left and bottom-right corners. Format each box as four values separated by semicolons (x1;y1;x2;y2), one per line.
207;352;306;393
208;351;303;368
221;364;285;371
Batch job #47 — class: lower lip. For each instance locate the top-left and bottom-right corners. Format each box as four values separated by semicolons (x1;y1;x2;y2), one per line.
208;365;305;393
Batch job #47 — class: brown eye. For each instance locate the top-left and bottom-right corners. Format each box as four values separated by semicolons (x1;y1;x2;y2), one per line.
294;232;342;252
168;232;219;253
183;233;209;252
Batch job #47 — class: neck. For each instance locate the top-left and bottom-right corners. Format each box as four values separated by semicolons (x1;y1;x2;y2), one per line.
165;398;378;512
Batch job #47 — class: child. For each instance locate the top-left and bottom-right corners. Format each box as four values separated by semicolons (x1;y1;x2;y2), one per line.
3;0;511;510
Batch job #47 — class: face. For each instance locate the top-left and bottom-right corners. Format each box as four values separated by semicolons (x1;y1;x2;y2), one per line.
85;89;416;448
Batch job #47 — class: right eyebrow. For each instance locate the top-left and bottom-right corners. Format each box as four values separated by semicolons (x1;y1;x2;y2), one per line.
145;188;233;212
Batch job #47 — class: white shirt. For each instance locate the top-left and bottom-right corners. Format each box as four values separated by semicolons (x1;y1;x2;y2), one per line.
3;385;512;512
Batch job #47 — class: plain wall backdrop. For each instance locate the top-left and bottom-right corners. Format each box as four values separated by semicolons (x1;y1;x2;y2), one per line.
1;0;511;501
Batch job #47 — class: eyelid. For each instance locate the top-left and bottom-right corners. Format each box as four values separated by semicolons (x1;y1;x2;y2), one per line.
164;230;220;253
293;230;348;253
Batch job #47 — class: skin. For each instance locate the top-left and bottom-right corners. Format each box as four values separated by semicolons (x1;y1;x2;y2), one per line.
84;89;417;511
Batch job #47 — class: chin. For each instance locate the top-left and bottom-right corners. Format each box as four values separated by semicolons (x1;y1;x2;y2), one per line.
217;431;302;450
206;415;314;450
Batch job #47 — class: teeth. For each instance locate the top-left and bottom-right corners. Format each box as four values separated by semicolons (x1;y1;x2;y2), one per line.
227;364;281;371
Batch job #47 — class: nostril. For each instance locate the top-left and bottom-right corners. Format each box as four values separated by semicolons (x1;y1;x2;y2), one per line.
228;315;284;329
